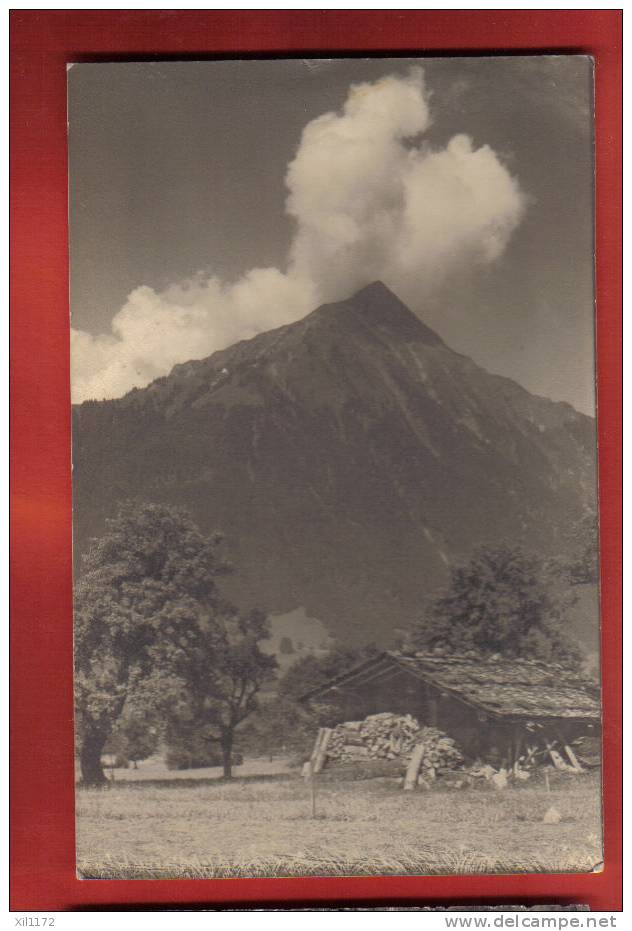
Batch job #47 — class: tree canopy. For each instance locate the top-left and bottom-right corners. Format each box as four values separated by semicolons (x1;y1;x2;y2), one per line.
74;500;232;784
165;606;277;777
412;544;579;664
278;643;379;701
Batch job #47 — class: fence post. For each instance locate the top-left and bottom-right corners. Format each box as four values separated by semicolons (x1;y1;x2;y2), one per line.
313;727;332;774
404;743;425;791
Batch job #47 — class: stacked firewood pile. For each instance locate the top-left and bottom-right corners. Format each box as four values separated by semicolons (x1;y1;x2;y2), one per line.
305;713;596;791
323;712;463;777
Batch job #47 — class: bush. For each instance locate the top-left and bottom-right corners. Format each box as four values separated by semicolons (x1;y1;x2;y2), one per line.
165;746;244;771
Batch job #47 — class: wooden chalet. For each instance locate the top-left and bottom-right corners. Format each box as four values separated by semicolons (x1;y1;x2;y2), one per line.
300;651;601;767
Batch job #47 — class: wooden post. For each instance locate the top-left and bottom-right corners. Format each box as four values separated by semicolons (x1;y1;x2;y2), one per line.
305;730;325;777
305;728;330;818
562;743;584;773
543;738;565;771
309;761;317;817
404;743;425;791
309;728;325;771
313;727;332;774
548;747;568;771
554;727;584;773
302;759;318;816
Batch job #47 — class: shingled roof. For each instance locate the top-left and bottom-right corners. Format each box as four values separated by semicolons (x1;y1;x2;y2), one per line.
301;651;601;722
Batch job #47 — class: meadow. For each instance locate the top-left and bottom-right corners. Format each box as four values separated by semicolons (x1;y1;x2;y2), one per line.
76;759;602;879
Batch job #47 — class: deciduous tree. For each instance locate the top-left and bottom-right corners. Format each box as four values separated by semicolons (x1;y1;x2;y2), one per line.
165;607;277;778
412;545;579;664
278;643;379;701
74;501;230;785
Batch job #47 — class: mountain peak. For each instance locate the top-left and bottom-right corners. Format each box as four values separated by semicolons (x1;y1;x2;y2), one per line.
353;280;395;301
341;281;444;346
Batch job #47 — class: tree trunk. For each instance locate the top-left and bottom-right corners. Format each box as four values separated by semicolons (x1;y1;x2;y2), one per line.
221;731;233;779
80;729;108;786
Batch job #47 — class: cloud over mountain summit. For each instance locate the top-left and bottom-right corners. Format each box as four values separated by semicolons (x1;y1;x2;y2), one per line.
72;67;526;403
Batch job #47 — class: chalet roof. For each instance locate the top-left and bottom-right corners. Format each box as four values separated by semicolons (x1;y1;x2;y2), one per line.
300;651;601;722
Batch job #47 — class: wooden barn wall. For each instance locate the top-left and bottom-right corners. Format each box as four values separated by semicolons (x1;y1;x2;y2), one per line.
331;666;504;759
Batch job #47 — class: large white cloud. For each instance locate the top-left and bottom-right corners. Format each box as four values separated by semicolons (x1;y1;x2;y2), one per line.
71;271;316;403
71;67;526;403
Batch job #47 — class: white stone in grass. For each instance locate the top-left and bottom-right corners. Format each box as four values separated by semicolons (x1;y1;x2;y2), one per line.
543;805;562;824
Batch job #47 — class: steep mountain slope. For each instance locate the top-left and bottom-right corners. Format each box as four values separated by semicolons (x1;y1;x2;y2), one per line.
72;282;597;646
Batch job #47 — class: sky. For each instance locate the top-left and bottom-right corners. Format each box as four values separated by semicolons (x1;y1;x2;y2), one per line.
68;56;595;413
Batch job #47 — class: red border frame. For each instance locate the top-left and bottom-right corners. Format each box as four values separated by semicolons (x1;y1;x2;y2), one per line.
10;10;622;912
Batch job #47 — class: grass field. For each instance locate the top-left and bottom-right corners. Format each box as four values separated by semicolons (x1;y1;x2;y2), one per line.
76;759;602;879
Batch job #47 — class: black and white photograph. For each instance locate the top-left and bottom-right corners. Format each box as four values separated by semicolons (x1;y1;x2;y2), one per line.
69;57;601;880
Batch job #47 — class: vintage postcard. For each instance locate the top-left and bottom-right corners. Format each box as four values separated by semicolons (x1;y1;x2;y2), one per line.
69;57;601;879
